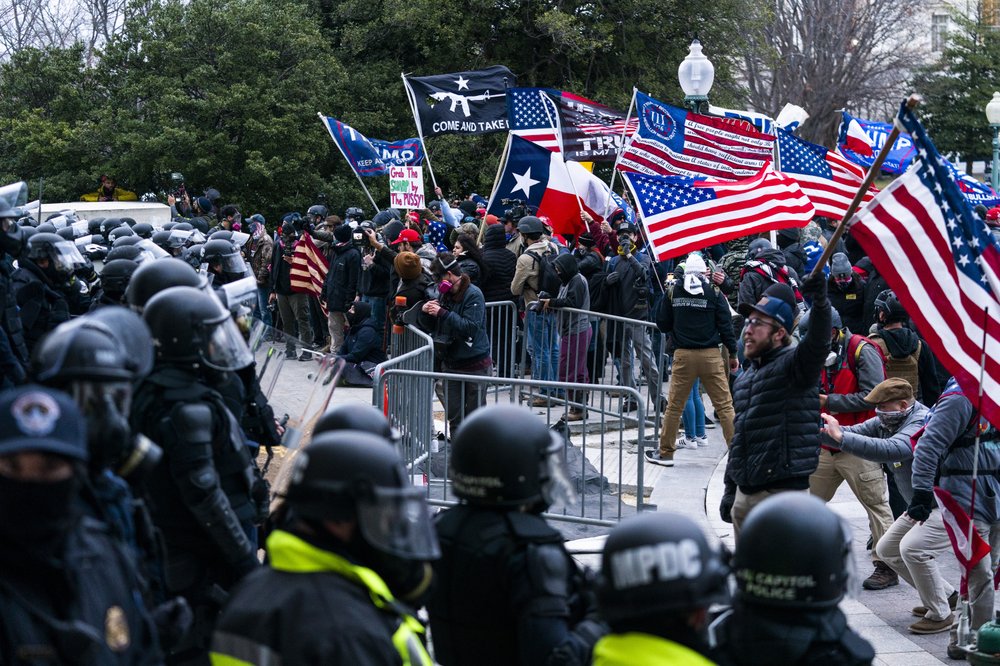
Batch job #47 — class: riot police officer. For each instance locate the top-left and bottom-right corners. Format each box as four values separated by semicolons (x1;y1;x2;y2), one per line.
210;431;438;665
595;512;730;665
714;492;875;665
201;238;250;286
0;182;30;386
0;384;163;664
12;232;90;350
427;404;606;665
131;286;261;664
125;257;209;313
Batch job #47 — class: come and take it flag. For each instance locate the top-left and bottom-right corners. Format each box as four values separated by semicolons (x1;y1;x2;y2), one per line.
487;135;633;236
776;128;877;220
319;115;424;177
289;232;329;315
849;100;1000;429
934;487;993;594
622;168;814;261
618;91;775;180
403;65;514;137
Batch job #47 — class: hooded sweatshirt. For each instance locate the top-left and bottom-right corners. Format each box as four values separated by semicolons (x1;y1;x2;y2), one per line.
550;253;590;336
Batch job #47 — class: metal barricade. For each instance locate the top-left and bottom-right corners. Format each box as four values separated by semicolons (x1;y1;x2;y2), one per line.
520;304;668;445
484;300;519;379
376;369;650;527
373;324;436;482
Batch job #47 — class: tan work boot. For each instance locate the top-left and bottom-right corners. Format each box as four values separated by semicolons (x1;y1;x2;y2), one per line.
908;613;955;634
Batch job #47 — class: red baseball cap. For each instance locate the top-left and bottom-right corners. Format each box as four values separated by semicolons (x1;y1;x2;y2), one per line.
392;228;422;246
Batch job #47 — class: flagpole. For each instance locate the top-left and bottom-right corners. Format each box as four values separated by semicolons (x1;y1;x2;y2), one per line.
808;94;921;279
318;113;380;214
538;90;585;217
605;88;638;217
769;124;781;247
480;132;511;246
402;72;438;192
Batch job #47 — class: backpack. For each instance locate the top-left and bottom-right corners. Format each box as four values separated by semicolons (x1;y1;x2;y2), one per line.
526;249;562;296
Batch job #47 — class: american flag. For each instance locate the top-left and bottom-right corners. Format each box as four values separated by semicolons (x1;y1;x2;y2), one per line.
289;232;329;315
556;91;637;162
622;168;814;261
850;100;1000;429
507;88;561;152
777;128;876;220
618;91;775;181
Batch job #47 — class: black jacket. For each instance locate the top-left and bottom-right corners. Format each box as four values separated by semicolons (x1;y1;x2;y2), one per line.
339;317;388;364
726;298;831;493
324;243;361;313
0;257;27;372
11;258;71;353
480;225;517;303
656;279;736;355
827;275;867;334
359;251;391;299
0;517;162;665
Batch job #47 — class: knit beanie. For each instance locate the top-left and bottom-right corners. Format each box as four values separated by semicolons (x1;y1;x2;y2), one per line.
394;251;423;280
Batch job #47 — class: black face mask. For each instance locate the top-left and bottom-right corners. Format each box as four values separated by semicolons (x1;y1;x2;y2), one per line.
0;474;79;554
346;310;365;328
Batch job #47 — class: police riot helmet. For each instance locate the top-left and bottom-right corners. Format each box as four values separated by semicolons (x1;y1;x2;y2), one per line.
87;306;154;378
598;512;729;627
112;235;143;248
35;223;56;234
733;493;854;609
33;318;134;384
108;225;135;242
0;181;27;220
104;245;144;264
56;227;75;241
201;238;249;282
100;217;124;240
344;206;364;222
100;259;139;301
151;230;173;251
874;289;908;325
314;403;398;442
126;257;207;311
173;221;194;232
132;222;154;239
87;218;105;235
450;404;577;509
26;232;87;275
143;285;252;371
283;431;440;561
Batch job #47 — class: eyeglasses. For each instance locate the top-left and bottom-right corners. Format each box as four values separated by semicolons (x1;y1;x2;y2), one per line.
746;316;778;331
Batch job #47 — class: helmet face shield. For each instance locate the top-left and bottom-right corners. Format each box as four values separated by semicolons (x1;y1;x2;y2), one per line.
541;433;578;510
136;239;170;263
50;240;87;274
356;486;441;561
201;313;253;371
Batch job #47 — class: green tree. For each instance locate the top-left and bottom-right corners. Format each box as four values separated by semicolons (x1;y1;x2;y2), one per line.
912;10;1000;173
95;0;346;219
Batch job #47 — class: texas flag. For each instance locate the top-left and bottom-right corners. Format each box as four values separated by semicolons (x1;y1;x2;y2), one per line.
842;117;875;157
488;135;627;236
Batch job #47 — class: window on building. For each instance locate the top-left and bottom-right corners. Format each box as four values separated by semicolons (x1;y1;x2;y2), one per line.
932;14;949;52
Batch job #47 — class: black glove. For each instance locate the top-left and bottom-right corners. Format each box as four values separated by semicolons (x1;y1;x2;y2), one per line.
800;269;828;301
720;491;735;524
151;597;193;651
907;488;935;523
605;271;621;285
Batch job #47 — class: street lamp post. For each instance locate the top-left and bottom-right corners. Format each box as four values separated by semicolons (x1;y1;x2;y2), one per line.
986;92;1000;193
678;39;714;115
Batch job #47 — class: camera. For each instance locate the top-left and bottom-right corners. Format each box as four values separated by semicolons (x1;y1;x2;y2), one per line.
169;172;186;199
501;198;528;223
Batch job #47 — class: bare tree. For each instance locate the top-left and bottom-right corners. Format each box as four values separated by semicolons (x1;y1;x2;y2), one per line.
740;0;924;145
0;0;46;58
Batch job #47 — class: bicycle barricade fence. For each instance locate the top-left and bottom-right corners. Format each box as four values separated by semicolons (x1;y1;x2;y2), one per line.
377;369;659;530
484;300;519;380
374;324;436;482
521;304;669;446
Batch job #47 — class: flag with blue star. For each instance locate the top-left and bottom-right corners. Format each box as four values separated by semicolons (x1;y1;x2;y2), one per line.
850;98;1000;429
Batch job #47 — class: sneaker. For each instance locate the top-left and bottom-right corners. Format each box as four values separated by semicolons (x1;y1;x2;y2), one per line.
285;349;297;360
862;562;899;590
675;437;696;450
704;416;717;430
912;590;959;617
644;450;675;467
565;408;586;422
622;398;639;413
908;613;955;634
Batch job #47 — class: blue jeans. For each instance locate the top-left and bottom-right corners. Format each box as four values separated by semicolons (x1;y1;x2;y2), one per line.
256;286;272;327
525;310;559;386
682;378;705;438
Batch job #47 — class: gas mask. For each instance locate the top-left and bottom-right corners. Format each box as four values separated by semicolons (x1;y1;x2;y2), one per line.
437;279;453;295
834;275;852;289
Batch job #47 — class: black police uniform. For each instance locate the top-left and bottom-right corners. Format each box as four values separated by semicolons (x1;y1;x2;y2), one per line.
430;506;602;666
0;516;163;665
11;257;72;352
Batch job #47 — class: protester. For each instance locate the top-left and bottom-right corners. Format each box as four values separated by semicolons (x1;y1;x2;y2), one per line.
539;252;591;421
